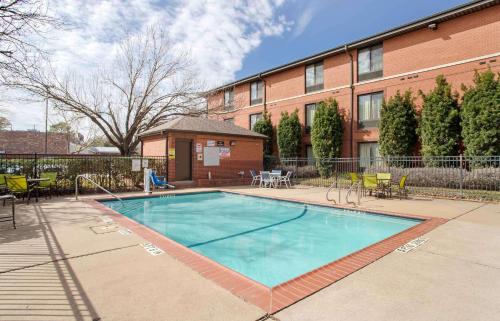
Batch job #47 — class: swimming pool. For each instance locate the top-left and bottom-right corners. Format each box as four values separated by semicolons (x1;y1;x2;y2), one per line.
102;192;421;287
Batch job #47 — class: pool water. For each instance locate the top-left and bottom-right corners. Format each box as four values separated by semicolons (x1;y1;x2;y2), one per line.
102;192;421;287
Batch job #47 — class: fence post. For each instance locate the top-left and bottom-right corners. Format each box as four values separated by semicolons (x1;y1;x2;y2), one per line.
34;153;38;178
459;154;464;198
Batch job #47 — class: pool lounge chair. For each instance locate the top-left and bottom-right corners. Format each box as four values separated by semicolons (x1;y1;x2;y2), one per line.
150;172;175;189
249;170;261;186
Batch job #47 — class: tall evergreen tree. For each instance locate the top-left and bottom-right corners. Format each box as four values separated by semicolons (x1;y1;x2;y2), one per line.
252;110;274;156
379;90;418;156
311;99;343;177
461;69;500;156
277;109;302;158
419;75;461;156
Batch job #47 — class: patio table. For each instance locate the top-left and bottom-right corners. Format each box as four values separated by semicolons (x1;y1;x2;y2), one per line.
270;173;282;188
376;178;392;198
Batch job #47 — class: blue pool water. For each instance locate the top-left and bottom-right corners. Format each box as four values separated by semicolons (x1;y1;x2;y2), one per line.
102;192;421;287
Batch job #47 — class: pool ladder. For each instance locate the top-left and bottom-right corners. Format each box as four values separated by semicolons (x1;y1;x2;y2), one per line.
75;174;123;203
326;180;361;206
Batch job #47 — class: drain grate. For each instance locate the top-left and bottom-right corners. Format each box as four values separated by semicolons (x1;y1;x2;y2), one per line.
141;243;164;256
395;237;429;253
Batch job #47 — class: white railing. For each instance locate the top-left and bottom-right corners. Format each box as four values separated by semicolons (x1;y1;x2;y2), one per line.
75;174;123;202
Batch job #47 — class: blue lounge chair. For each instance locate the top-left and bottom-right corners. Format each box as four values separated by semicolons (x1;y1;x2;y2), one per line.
150;172;175;189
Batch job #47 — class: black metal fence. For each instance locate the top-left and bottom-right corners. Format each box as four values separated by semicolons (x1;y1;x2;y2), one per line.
0;154;168;194
278;156;500;201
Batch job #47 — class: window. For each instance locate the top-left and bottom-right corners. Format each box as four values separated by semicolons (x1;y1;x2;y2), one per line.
250;80;263;105
224;118;234;124
357;44;383;81
305;103;317;133
224;88;234;109
359;142;380;168
306;145;315;165
358;92;383;128
249;113;263;130
305;61;324;93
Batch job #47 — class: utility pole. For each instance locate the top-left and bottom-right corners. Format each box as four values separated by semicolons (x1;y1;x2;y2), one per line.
45;98;48;154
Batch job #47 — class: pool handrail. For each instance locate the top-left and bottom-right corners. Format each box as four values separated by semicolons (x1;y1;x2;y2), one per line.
75;174;123;202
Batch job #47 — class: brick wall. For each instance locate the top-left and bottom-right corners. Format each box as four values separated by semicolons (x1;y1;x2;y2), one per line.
0;131;70;154
207;5;500;157
141;132;264;185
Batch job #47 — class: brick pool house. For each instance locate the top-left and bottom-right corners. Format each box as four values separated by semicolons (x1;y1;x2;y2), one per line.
139;116;266;187
205;0;500;161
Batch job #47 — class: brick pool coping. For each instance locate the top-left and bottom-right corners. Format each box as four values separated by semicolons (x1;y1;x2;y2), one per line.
86;191;446;314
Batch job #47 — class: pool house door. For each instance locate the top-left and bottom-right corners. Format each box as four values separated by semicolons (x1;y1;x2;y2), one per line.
175;139;192;181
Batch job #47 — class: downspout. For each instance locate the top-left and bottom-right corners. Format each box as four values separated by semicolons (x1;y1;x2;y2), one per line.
344;45;354;158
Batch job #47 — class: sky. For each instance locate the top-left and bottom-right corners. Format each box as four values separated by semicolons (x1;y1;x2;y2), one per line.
2;0;469;130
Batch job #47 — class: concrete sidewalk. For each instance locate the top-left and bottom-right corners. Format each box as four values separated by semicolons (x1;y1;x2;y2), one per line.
0;187;499;321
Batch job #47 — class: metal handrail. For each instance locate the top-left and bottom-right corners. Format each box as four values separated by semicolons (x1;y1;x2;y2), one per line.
75;174;123;202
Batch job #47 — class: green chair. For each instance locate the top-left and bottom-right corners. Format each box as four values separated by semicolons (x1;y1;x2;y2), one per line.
376;172;392;198
38;172;58;198
398;175;408;199
0;173;11;191
362;174;378;196
6;176;36;204
349;172;360;185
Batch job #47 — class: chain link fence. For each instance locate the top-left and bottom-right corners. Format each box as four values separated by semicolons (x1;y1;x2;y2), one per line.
277;156;500;201
0;154;168;194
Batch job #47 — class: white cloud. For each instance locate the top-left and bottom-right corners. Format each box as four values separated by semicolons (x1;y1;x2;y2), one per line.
4;0;292;129
293;6;314;37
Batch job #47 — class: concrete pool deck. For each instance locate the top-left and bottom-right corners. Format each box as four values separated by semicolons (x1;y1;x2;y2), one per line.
1;186;499;321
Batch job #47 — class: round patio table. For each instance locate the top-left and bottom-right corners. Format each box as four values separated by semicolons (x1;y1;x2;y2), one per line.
270;173;282;188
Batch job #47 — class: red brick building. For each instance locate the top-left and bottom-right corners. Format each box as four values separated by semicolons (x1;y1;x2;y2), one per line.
139;116;265;186
206;0;500;161
0;131;70;154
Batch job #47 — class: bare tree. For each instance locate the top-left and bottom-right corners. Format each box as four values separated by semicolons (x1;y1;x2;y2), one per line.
0;0;58;82
11;27;205;155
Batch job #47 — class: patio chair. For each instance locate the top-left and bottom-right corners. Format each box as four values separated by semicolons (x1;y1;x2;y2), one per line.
259;171;275;188
0;173;11;200
279;171;293;189
38;172;59;199
150;171;174;190
349;172;360;186
376;172;392;198
397;175;408;199
6;176;36;204
0;194;16;228
249;170;261;186
362;174;378;197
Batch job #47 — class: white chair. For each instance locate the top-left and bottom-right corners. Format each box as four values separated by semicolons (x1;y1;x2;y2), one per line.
259;171;275;188
279;171;293;188
249;170;261;186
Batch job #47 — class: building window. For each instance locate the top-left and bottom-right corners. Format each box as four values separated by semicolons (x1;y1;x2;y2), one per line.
358;92;383;129
224;118;234;124
224;88;234;110
305;103;317;133
305;61;324;93
250;80;263;105
249;113;263;130
359;142;380;168
357;44;383;81
306;145;315;165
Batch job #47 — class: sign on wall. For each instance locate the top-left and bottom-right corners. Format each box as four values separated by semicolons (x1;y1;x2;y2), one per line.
131;159;141;172
195;143;202;153
197;153;203;161
204;147;219;166
217;141;225;147
219;147;230;159
206;140;215;147
168;148;175;160
142;159;149;168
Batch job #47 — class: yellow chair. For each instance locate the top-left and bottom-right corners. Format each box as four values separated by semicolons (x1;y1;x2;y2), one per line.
398;175;408;199
39;172;58;198
362;174;378;196
376;172;392;197
6;176;36;204
0;173;11;189
349;172;360;185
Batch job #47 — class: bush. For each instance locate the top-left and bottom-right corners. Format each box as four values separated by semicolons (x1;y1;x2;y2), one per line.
252;110;274;156
419;75;461;157
461;69;500;156
277;109;302;158
379;90;418;156
311;99;343;177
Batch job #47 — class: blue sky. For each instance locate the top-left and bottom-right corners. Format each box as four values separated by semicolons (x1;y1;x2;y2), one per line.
237;0;469;79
